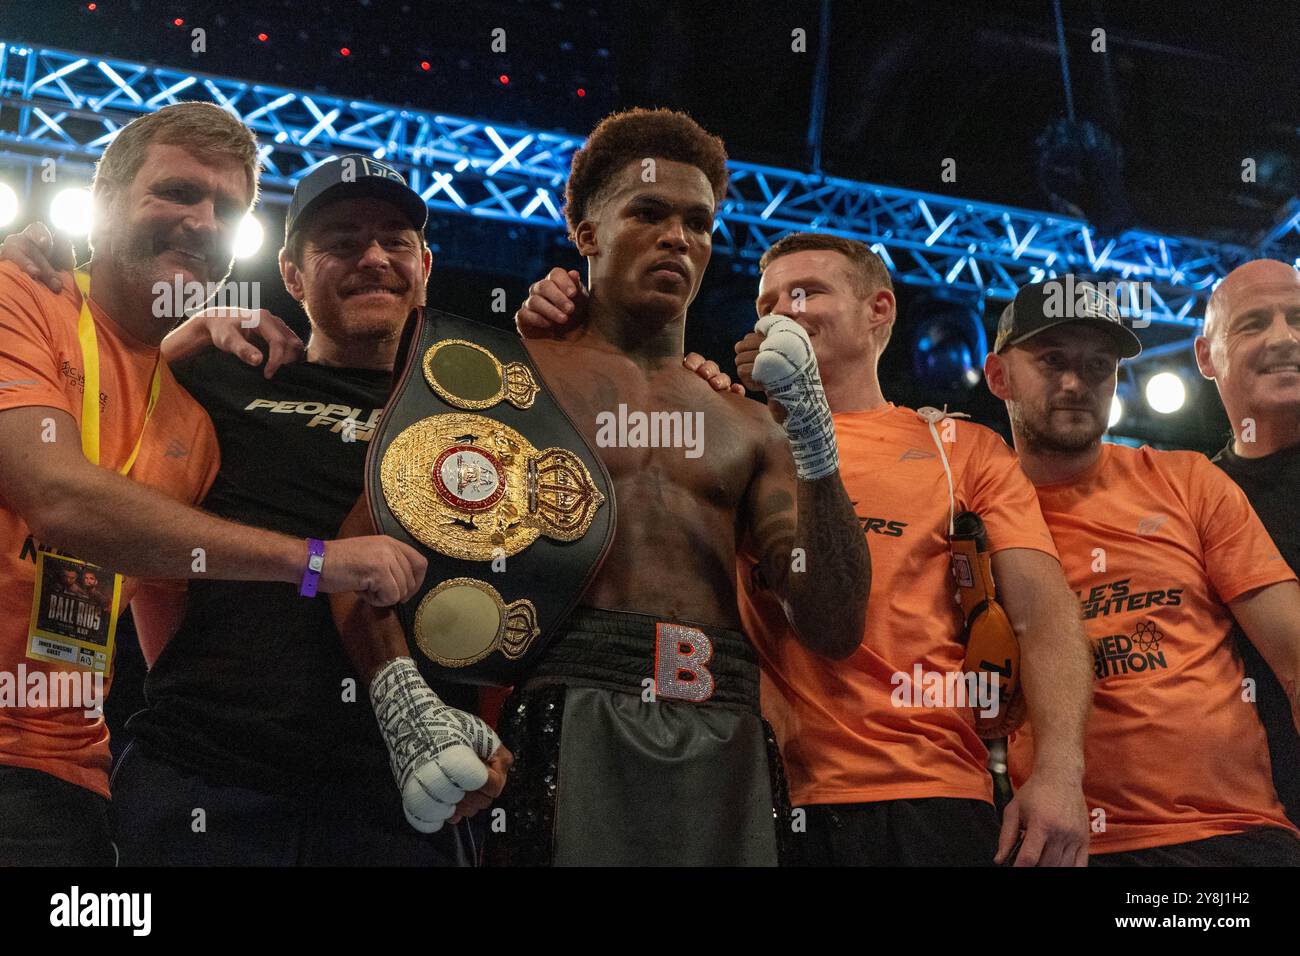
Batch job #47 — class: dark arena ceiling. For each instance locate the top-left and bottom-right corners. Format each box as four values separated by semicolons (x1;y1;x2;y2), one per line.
4;0;1299;450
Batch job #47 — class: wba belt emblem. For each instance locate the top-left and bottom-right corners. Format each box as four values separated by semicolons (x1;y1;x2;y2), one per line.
380;412;605;562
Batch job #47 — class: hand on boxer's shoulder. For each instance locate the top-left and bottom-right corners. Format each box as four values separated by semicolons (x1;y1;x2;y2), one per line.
516;267;589;338
0;222;76;293
684;352;745;394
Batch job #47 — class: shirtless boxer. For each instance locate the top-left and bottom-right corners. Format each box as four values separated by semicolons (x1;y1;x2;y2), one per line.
332;107;871;865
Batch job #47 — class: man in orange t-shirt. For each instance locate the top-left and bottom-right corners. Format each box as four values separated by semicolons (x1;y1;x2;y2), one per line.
516;232;1095;866
987;276;1300;864
734;236;1093;866
0;104;427;865
0;258;221;864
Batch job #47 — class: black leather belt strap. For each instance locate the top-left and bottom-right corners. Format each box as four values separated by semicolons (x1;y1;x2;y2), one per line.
524;607;761;713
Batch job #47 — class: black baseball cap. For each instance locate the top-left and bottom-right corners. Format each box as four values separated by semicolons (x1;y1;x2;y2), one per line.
284;154;427;241
994;275;1143;358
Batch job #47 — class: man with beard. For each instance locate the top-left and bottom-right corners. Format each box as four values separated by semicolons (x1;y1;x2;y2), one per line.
0;106;425;866
987;276;1300;864
332;109;871;866
5;154;511;865
78;570;110;613
1196;259;1300;828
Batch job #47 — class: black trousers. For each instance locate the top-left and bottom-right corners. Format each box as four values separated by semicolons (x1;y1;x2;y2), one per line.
1091;827;1300;866
0;764;116;866
796;797;999;866
110;741;475;866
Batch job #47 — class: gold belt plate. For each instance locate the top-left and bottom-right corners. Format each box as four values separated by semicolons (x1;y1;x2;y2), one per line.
413;577;540;667
380;413;605;561
423;338;539;410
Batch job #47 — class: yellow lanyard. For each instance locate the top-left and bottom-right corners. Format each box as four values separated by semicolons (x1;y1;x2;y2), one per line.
74;270;163;474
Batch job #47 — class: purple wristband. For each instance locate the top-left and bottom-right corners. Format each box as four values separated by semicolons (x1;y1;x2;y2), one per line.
300;538;325;597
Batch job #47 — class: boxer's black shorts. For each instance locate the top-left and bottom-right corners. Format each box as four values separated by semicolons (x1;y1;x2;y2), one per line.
485;606;792;866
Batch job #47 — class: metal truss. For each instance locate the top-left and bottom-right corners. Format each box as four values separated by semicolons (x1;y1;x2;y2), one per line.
717;164;1279;337
3;38;1297;343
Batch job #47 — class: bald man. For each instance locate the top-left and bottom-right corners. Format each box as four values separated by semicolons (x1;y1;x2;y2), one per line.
1196;259;1300;826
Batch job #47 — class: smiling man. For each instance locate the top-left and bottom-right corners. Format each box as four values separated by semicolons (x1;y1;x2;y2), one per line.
1197;259;1300;827
734;237;1091;867
0;106;426;866
107;156;508;865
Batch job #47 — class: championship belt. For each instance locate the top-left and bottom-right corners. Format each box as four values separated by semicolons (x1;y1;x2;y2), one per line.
365;308;615;686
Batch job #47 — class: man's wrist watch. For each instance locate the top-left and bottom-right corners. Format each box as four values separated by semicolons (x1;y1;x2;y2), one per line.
300;538;326;597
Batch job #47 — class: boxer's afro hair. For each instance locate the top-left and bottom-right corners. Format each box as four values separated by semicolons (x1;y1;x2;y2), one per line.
564;108;729;236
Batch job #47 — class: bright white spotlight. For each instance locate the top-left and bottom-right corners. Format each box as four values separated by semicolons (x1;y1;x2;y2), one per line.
233;214;264;259
0;183;18;228
1145;372;1186;414
1109;395;1123;428
50;188;93;236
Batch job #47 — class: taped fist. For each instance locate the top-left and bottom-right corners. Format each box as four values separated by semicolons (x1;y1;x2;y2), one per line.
748;314;840;481
370;657;504;832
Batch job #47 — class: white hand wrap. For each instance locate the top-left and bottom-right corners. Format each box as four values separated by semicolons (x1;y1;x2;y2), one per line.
370;657;501;833
751;314;839;480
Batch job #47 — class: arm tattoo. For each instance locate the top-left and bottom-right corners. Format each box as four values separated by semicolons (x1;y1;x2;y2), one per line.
749;452;870;657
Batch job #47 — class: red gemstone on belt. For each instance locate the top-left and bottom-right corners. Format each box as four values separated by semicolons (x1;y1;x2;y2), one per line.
431;444;506;512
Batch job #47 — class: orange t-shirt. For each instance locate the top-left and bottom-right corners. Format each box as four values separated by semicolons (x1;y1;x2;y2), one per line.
1008;442;1298;854
0;262;219;798
739;403;1060;807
